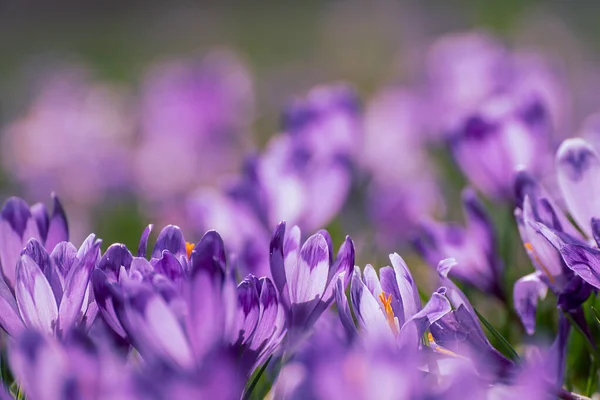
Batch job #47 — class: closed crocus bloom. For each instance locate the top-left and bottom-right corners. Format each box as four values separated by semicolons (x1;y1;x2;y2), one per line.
414;188;505;298
3;234;102;338
450;92;551;199
0;194;68;290
269;222;355;336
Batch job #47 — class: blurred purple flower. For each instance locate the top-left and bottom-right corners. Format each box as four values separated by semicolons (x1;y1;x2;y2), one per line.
1;68;134;240
414;188;505;298
269;222;355;338
361;88;443;245
133;50;254;206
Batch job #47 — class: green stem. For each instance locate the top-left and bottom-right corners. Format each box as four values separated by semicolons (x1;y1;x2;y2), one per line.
562;309;600;362
242;355;273;400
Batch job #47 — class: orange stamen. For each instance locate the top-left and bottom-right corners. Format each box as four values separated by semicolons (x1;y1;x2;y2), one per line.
427;333;469;360
378;292;399;335
524;242;556;284
186;242;195;258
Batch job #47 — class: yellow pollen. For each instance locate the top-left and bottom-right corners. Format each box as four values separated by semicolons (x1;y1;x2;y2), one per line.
524;242;556;284
378;292;398;335
186;242;195;258
427;332;469;360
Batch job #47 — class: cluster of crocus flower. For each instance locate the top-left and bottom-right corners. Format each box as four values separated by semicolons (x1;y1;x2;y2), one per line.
0;189;588;400
2;28;600;400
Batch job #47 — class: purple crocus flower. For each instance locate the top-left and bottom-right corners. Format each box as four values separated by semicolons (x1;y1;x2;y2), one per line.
269;222;354;339
335;253;451;350
0;234;101;338
414;188;505;299
9;329;139;400
0;194;68;290
94;227;285;379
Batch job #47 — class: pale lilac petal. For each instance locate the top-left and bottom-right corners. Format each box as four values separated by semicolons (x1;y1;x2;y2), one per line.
45;193;69;251
292;233;329;304
389;253;421;322
334;275;356;341
363;264;382;298
58;241;101;333
559;244;600;289
16;255;58;334
513;272;548;335
283;225;301;303
350;268;393;344
0;276;24;336
398;287;451;348
556;138;600;236
0;219;25;289
322;236;355;302
186;271;222;362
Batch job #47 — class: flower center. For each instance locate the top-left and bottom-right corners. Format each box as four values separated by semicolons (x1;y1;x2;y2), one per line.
378;291;399;335
186;242;195;258
523;242;556;284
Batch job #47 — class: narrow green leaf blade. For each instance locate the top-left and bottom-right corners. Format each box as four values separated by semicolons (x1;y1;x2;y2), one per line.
474;308;521;363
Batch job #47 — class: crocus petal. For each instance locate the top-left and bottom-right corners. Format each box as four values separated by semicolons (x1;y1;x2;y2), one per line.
559;244;600;289
389;253;420;323
250;277;281;351
91;269;126;338
137;224;153;258
283;225;301;303
1;197;31;238
0;219;25;289
58;241;101;334
98;243;133;279
379;266;404;326
398;287;451;348
0;276;24;336
363;264;382;298
322;236;355;302
334;275;356;341
292;233;329;304
30;203;49;244
45;194;69;251
350;268;392;343
15;255;58;334
513;272;548;335
191;231;227;280
269;221;287;298
152;251;184;282
24;238;63;304
152;225;186;260
556;138;600;237
186;270;222;362
235;275;260;346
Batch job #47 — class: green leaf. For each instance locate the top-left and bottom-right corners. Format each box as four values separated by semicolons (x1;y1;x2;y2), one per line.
591;306;600;325
242;355;273;400
474;308;521;363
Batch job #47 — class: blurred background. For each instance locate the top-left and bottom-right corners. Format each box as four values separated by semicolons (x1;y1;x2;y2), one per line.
0;1;599;266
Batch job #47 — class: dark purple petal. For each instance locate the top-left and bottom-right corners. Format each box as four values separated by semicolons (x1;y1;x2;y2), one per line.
58;241;101;334
251;277;281;350
21;238;51;274
317;229;334;265
45;193;69;251
1;197;32;238
15;255;58;334
234;275;260;346
138;224;154;258
98;243;133;277
269;222;287;297
334;276;356;342
190;230;226;280
91;269;127;338
152;225;186;260
559;244;600;289
30;203;49;244
513;272;547;335
398;287;451;348
556;138;600;237
323;236;355;302
557;275;593;311
592;218;600;248
151;251;184;282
